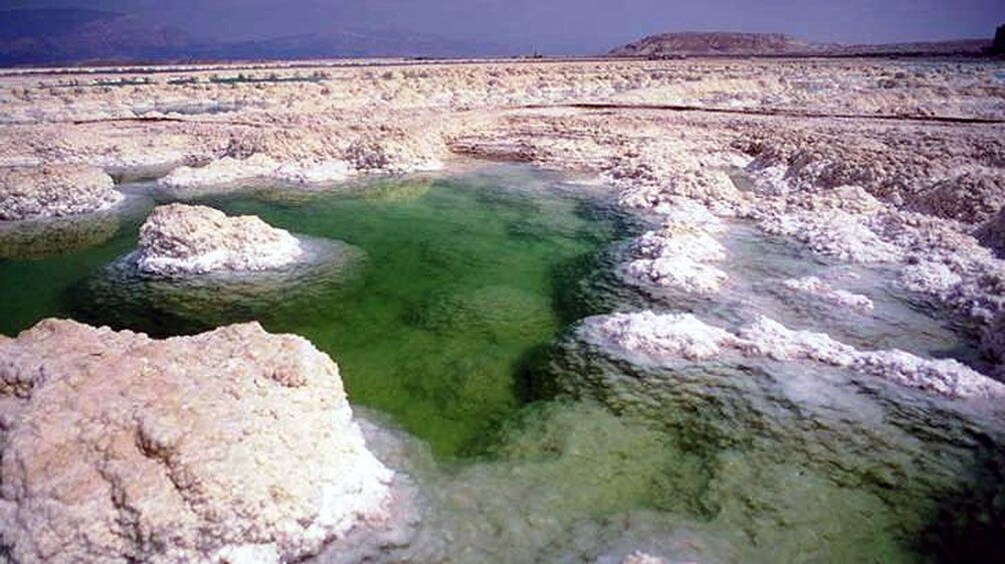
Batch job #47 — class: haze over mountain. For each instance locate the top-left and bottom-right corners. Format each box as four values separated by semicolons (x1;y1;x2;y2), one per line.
0;8;505;65
6;0;1005;57
608;31;993;58
1;1;1003;65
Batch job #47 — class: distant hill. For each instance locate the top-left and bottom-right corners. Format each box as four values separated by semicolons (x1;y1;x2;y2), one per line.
0;9;206;65
218;28;504;60
608;31;992;58
610;32;809;57
0;9;504;66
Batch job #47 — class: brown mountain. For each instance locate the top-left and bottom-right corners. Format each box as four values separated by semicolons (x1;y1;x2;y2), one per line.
609;32;810;57
608;31;992;58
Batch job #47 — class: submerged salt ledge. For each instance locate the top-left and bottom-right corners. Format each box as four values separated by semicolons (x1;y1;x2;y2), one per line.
581;311;1005;400
135;203;304;276
783;276;874;312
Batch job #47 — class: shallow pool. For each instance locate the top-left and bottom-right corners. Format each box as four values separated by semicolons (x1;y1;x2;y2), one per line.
2;163;1003;562
0;164;624;459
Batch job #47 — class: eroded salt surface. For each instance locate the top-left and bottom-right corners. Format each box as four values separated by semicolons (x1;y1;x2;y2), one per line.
782;276;874;312
580;311;1005;400
135;203;304;276
619;203;730;294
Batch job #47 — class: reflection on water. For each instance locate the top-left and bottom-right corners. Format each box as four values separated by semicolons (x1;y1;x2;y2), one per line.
75;237;364;335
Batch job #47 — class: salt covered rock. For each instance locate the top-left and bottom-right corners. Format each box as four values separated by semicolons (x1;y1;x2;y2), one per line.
159;155;354;191
759;209;902;263
782;276;874;312
739;316;859;366
135;203;303;276
578;311;743;362
899;261;963;295
620;223;728;294
650;198;726;233
622;259;728;294
0;164;120;220
158;154;280;190
0;319;393;562
582;311;1005;400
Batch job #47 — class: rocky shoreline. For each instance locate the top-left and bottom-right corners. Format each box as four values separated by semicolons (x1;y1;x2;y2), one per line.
0;320;393;562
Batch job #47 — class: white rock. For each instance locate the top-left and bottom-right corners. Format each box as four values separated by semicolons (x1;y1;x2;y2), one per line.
584;311;1005;400
0;164;121;220
782;276;874;312
0;319;393;563
135;203;303;276
579;311;742;362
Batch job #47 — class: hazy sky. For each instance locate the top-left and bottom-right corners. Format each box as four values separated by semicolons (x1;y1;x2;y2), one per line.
6;0;1005;53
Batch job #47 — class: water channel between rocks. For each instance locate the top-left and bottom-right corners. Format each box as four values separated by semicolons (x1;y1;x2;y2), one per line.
0;162;1002;562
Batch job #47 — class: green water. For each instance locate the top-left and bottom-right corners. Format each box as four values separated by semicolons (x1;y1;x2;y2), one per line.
4;164;1003;561
0;165;621;458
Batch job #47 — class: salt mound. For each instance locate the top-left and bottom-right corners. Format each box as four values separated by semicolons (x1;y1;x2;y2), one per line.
135;203;303;276
0;164;120;220
0;319;393;562
759;209;902;263
620;223;728;294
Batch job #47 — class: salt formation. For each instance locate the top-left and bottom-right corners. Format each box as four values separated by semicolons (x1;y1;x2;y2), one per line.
157;130;444;192
620;551;668;564
580;311;1005;400
158;155;353;192
0;319;393;562
976;207;1005;259
757;208;902;263
580;311;742;362
782;276;874;312
135;203;303;275
899;260;964;295
620;210;729;294
0;165;120;220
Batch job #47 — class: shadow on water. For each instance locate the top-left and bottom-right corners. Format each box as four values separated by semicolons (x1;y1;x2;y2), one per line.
915;436;1005;564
